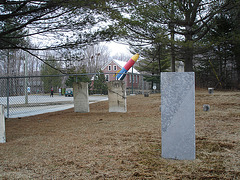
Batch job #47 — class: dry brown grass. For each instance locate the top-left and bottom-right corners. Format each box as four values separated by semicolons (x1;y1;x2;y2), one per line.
0;90;239;179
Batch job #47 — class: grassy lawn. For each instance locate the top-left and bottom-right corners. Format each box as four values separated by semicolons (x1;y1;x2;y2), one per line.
1;90;239;179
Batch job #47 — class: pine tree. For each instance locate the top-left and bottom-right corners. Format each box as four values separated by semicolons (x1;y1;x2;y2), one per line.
40;57;62;93
91;70;108;95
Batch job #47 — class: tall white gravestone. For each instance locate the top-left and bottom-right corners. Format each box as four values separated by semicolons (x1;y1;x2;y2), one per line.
161;72;195;160
0;105;6;143
107;80;127;112
73;82;89;113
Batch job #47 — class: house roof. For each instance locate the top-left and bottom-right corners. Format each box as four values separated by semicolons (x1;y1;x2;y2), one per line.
101;59;140;74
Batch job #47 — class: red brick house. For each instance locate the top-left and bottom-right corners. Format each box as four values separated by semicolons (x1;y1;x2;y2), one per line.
101;59;140;89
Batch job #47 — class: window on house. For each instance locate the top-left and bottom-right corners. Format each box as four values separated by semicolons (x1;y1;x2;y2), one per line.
129;75;131;83
105;74;109;81
113;65;117;71
135;75;137;83
108;65;111;71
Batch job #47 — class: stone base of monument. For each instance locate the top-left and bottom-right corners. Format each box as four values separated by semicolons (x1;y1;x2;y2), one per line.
107;80;127;112
161;72;195;160
0;105;6;143
73;82;89;113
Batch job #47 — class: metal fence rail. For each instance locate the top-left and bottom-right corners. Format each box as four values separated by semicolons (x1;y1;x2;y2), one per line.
0;73;160;118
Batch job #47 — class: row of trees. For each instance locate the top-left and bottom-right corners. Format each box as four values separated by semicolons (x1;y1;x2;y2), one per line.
1;0;240;89
0;46;107;76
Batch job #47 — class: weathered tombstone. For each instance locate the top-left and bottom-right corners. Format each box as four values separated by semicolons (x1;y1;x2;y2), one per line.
73;82;89;113
107;80;127;112
208;88;214;94
203;104;210;111
161;72;195;160
0;105;6;143
176;61;184;72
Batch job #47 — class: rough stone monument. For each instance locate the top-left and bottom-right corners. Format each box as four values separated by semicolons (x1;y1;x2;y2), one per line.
73;82;89;113
0;105;6;143
107;80;127;112
161;72;195;160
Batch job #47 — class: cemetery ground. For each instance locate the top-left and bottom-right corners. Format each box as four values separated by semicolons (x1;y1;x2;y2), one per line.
0;90;239;179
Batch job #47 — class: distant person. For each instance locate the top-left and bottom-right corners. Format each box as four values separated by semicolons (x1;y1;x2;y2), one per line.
50;87;53;97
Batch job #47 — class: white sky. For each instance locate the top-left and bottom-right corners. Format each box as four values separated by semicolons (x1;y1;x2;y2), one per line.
104;42;131;57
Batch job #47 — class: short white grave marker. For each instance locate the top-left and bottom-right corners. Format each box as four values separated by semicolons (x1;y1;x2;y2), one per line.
0;105;6;143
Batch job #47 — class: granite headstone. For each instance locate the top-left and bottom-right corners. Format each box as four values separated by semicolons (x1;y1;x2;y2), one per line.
161;72;195;160
73;82;89;113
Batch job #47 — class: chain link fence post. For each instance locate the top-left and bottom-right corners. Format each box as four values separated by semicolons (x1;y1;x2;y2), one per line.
6;77;9;118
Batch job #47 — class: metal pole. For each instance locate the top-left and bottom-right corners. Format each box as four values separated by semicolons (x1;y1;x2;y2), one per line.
142;74;144;95
25;54;28;104
6;77;9;118
159;74;161;93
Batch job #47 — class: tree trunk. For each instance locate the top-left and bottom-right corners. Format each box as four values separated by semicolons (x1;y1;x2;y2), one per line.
234;9;240;89
158;45;161;73
184;27;194;72
170;2;175;72
235;50;240;89
184;48;193;72
170;24;175;72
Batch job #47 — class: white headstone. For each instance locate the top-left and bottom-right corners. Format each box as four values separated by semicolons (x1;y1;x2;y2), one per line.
73;82;89;113
208;88;214;94
107;80;127;112
176;61;184;72
0;105;6;143
161;72;195;160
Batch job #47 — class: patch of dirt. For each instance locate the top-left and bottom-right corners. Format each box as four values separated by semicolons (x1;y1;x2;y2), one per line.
0;90;239;179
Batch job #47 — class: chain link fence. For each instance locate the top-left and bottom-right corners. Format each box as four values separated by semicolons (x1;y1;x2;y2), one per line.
0;73;160;118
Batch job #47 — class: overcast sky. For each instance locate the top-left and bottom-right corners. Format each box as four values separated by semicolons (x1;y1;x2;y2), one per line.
104;42;131;57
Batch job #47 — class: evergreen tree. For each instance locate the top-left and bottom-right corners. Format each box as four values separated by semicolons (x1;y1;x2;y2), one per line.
91;70;108;95
65;67;90;87
135;44;170;87
40;57;62;93
230;3;240;88
196;1;240;89
110;0;237;72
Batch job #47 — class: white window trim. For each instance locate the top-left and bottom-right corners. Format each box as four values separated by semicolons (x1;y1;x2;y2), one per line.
108;65;111;71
